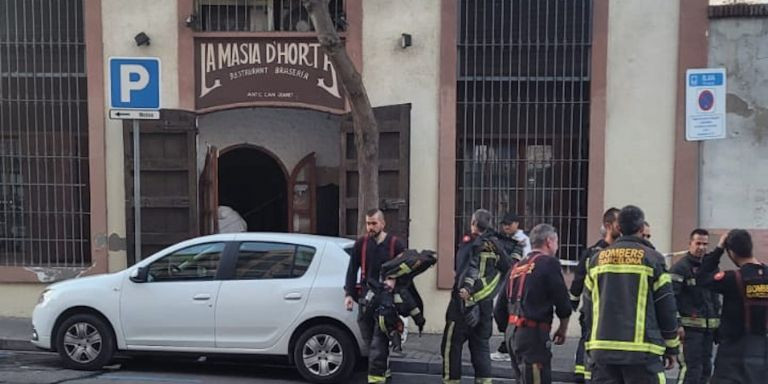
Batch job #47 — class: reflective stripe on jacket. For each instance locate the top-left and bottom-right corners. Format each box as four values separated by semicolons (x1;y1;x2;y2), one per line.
583;236;680;365
669;250;723;330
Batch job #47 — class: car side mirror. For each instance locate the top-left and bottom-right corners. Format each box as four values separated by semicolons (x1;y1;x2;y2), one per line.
130;266;149;283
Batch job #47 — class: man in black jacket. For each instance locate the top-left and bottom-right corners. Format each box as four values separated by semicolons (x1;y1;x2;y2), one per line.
501;223;572;384
344;209;405;384
569;207;619;382
698;229;768;383
441;209;514;384
583;205;680;383
669;228;724;384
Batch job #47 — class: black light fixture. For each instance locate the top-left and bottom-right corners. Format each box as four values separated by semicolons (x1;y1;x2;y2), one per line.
400;33;412;49
134;32;151;47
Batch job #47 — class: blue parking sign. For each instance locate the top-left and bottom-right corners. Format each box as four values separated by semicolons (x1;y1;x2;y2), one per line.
109;57;161;110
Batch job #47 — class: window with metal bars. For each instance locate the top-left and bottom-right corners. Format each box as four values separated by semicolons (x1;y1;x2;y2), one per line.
456;0;592;264
0;0;90;267
192;0;346;32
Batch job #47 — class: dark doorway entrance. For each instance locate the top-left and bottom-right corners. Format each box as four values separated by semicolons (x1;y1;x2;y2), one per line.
218;146;288;232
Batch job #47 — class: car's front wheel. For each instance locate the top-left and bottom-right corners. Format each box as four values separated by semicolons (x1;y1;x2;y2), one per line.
293;324;357;384
55;313;115;370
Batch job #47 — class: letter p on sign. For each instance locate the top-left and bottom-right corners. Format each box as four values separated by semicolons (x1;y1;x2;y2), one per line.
109;57;161;110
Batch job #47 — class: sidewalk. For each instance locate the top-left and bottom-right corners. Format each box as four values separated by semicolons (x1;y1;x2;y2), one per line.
390;333;579;382
0;317;679;382
0;317;35;352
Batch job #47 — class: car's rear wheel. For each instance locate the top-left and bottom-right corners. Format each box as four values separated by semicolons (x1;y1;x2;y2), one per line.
293;324;356;384
55;313;115;370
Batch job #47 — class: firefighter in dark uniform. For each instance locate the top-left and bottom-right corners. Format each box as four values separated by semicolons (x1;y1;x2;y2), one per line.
698;229;768;383
583;205;680;383
669;228;724;384
344;209;405;384
569;207;620;382
441;209;514;384
498;223;572;384
491;213;525;362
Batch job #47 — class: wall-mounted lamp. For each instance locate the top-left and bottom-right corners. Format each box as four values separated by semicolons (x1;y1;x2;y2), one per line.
185;14;198;29
400;33;412;49
134;32;151;47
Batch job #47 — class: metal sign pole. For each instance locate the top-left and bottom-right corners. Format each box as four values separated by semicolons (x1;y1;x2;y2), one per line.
133;119;142;265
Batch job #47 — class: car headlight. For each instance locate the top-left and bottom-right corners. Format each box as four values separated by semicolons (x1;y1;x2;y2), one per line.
37;289;53;306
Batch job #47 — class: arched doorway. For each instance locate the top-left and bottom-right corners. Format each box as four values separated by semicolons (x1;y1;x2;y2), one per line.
218;146;288;232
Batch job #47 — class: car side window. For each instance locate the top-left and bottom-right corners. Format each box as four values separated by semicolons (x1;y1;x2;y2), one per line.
147;242;225;282
235;242;316;280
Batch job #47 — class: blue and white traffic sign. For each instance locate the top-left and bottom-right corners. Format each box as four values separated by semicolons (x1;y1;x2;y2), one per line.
109;57;161;110
686;68;726;141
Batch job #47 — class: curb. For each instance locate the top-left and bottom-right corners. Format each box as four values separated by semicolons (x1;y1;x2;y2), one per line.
0;338;38;352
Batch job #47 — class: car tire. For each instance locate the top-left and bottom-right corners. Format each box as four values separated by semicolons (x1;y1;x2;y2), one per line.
55;313;116;371
293;324;357;384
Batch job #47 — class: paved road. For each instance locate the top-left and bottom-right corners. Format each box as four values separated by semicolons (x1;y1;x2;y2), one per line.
0;350;579;384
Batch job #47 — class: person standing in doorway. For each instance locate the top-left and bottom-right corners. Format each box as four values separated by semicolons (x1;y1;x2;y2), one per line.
442;209;514;384
344;209;405;384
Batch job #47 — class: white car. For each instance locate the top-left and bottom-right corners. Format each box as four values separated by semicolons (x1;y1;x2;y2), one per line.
31;233;363;383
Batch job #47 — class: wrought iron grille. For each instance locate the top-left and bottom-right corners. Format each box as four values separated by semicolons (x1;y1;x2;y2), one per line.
193;0;346;32
456;0;592;264
0;0;90;266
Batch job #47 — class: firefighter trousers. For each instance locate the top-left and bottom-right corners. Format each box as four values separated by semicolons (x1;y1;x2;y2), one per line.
677;328;714;384
440;299;493;384
574;309;590;383
591;361;666;384
507;326;553;384
711;335;768;384
359;305;391;384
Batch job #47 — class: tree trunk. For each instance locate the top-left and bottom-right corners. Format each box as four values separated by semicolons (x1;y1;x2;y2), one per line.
303;0;379;236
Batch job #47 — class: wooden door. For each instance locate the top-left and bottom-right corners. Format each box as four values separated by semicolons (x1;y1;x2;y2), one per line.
124;110;198;262
339;104;411;240
199;146;219;235
288;153;317;233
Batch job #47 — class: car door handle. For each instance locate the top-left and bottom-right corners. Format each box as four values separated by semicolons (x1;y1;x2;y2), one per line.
193;294;211;301
284;292;302;301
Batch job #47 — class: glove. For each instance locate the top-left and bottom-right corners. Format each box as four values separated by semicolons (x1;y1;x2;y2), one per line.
463;302;480;328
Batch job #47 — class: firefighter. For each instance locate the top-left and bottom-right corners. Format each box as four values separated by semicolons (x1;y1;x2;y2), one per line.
583;205;680;383
699;229;768;383
441;209;513;384
500;223;572;384
569;207;620;382
343;208;405;384
669;228;724;384
491;213;525;362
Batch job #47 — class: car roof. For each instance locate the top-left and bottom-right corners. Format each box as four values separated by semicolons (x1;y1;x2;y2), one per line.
230;232;355;247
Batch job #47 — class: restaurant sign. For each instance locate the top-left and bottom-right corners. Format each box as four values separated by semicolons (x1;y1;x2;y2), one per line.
195;37;347;113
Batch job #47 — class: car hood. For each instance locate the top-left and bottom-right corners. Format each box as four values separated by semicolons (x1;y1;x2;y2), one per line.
46;270;126;290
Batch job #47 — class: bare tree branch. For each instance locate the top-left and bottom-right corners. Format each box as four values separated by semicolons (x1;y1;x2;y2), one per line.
303;0;379;235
